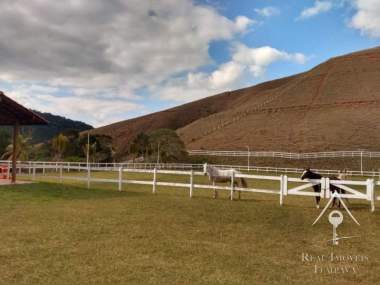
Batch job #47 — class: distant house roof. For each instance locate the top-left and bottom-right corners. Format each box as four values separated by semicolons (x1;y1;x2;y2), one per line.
0;92;48;126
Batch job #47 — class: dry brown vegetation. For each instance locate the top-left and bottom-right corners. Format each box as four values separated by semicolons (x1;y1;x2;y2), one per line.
92;47;380;157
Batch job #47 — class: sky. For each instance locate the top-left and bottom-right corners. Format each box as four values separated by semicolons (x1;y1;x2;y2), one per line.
0;0;379;127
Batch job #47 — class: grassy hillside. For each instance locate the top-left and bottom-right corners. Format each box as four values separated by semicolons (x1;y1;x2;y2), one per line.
91;46;380;157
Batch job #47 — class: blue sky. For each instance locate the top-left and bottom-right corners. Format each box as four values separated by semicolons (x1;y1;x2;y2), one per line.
0;0;379;127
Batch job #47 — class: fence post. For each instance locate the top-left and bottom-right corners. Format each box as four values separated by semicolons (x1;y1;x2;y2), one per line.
118;167;123;192
230;171;234;201
32;165;36;181
59;165;63;183
189;170;194;198
279;175;284;206
87;166;91;189
28;161;31;176
153;168;157;194
43;162;45;175
283;175;288;196
323;177;329;199
367;179;375;212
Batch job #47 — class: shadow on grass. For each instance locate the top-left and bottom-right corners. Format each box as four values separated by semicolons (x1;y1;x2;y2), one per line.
0;182;145;202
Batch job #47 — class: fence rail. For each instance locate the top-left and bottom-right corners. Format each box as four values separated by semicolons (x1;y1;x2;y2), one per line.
1;161;378;213
1;160;380;178
188;150;380;159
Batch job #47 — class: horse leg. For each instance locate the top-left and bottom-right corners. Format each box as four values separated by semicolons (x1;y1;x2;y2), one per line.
316;196;321;209
213;181;217;199
314;185;321;209
236;180;241;200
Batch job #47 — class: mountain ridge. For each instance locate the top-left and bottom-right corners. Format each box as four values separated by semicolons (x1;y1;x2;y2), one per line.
91;46;380;156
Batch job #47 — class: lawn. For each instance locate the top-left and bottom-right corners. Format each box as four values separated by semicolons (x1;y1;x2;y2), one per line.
0;172;379;284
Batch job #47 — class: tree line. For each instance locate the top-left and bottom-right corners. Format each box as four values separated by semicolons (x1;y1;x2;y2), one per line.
0;128;189;163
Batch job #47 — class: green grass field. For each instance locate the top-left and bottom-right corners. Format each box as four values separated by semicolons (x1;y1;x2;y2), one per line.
0;170;379;284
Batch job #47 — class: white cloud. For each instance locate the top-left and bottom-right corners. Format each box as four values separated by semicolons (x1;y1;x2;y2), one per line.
210;61;245;89
235;16;256;31
254;7;280;17
297;1;333;20
0;0;254;126
154;44;306;102
4;84;143;126
233;45;306;77
350;0;380;38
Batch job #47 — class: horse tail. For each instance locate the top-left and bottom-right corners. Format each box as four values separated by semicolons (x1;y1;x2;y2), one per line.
240;178;248;188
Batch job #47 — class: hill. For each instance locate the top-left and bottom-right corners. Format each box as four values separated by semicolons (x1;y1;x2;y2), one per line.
91;46;380;156
27;111;93;143
0;111;93;144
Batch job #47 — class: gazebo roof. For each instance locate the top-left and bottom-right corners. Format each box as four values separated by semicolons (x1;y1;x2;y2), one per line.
0;92;48;126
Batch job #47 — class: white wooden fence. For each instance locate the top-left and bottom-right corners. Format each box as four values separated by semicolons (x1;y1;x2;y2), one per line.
7;162;378;213
188;150;380;159
1;160;380;177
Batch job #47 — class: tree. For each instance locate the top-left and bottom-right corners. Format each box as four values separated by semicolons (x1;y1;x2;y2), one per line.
0;129;11;156
51;133;69;160
79;134;114;163
1;134;31;160
129;132;150;159
147;129;188;163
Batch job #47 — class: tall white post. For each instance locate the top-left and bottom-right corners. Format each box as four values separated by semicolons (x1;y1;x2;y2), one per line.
153;168;157;194
32;165;36;181
87;166;91;189
280;175;284;206
246;146;250;171
189;170;194;198
118;167;123;192
230;171;234;201
361;151;363;175
87;132;90;168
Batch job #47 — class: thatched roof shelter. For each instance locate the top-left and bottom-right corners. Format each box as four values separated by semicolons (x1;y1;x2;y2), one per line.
0;92;47;183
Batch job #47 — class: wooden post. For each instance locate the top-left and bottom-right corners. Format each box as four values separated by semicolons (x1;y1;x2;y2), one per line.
189;170;194;198
230;171;234;201
153;168;157;194
118;167;123;192
11;122;19;183
6;161;10;180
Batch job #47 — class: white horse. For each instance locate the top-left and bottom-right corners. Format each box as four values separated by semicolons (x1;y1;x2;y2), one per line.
203;163;247;199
